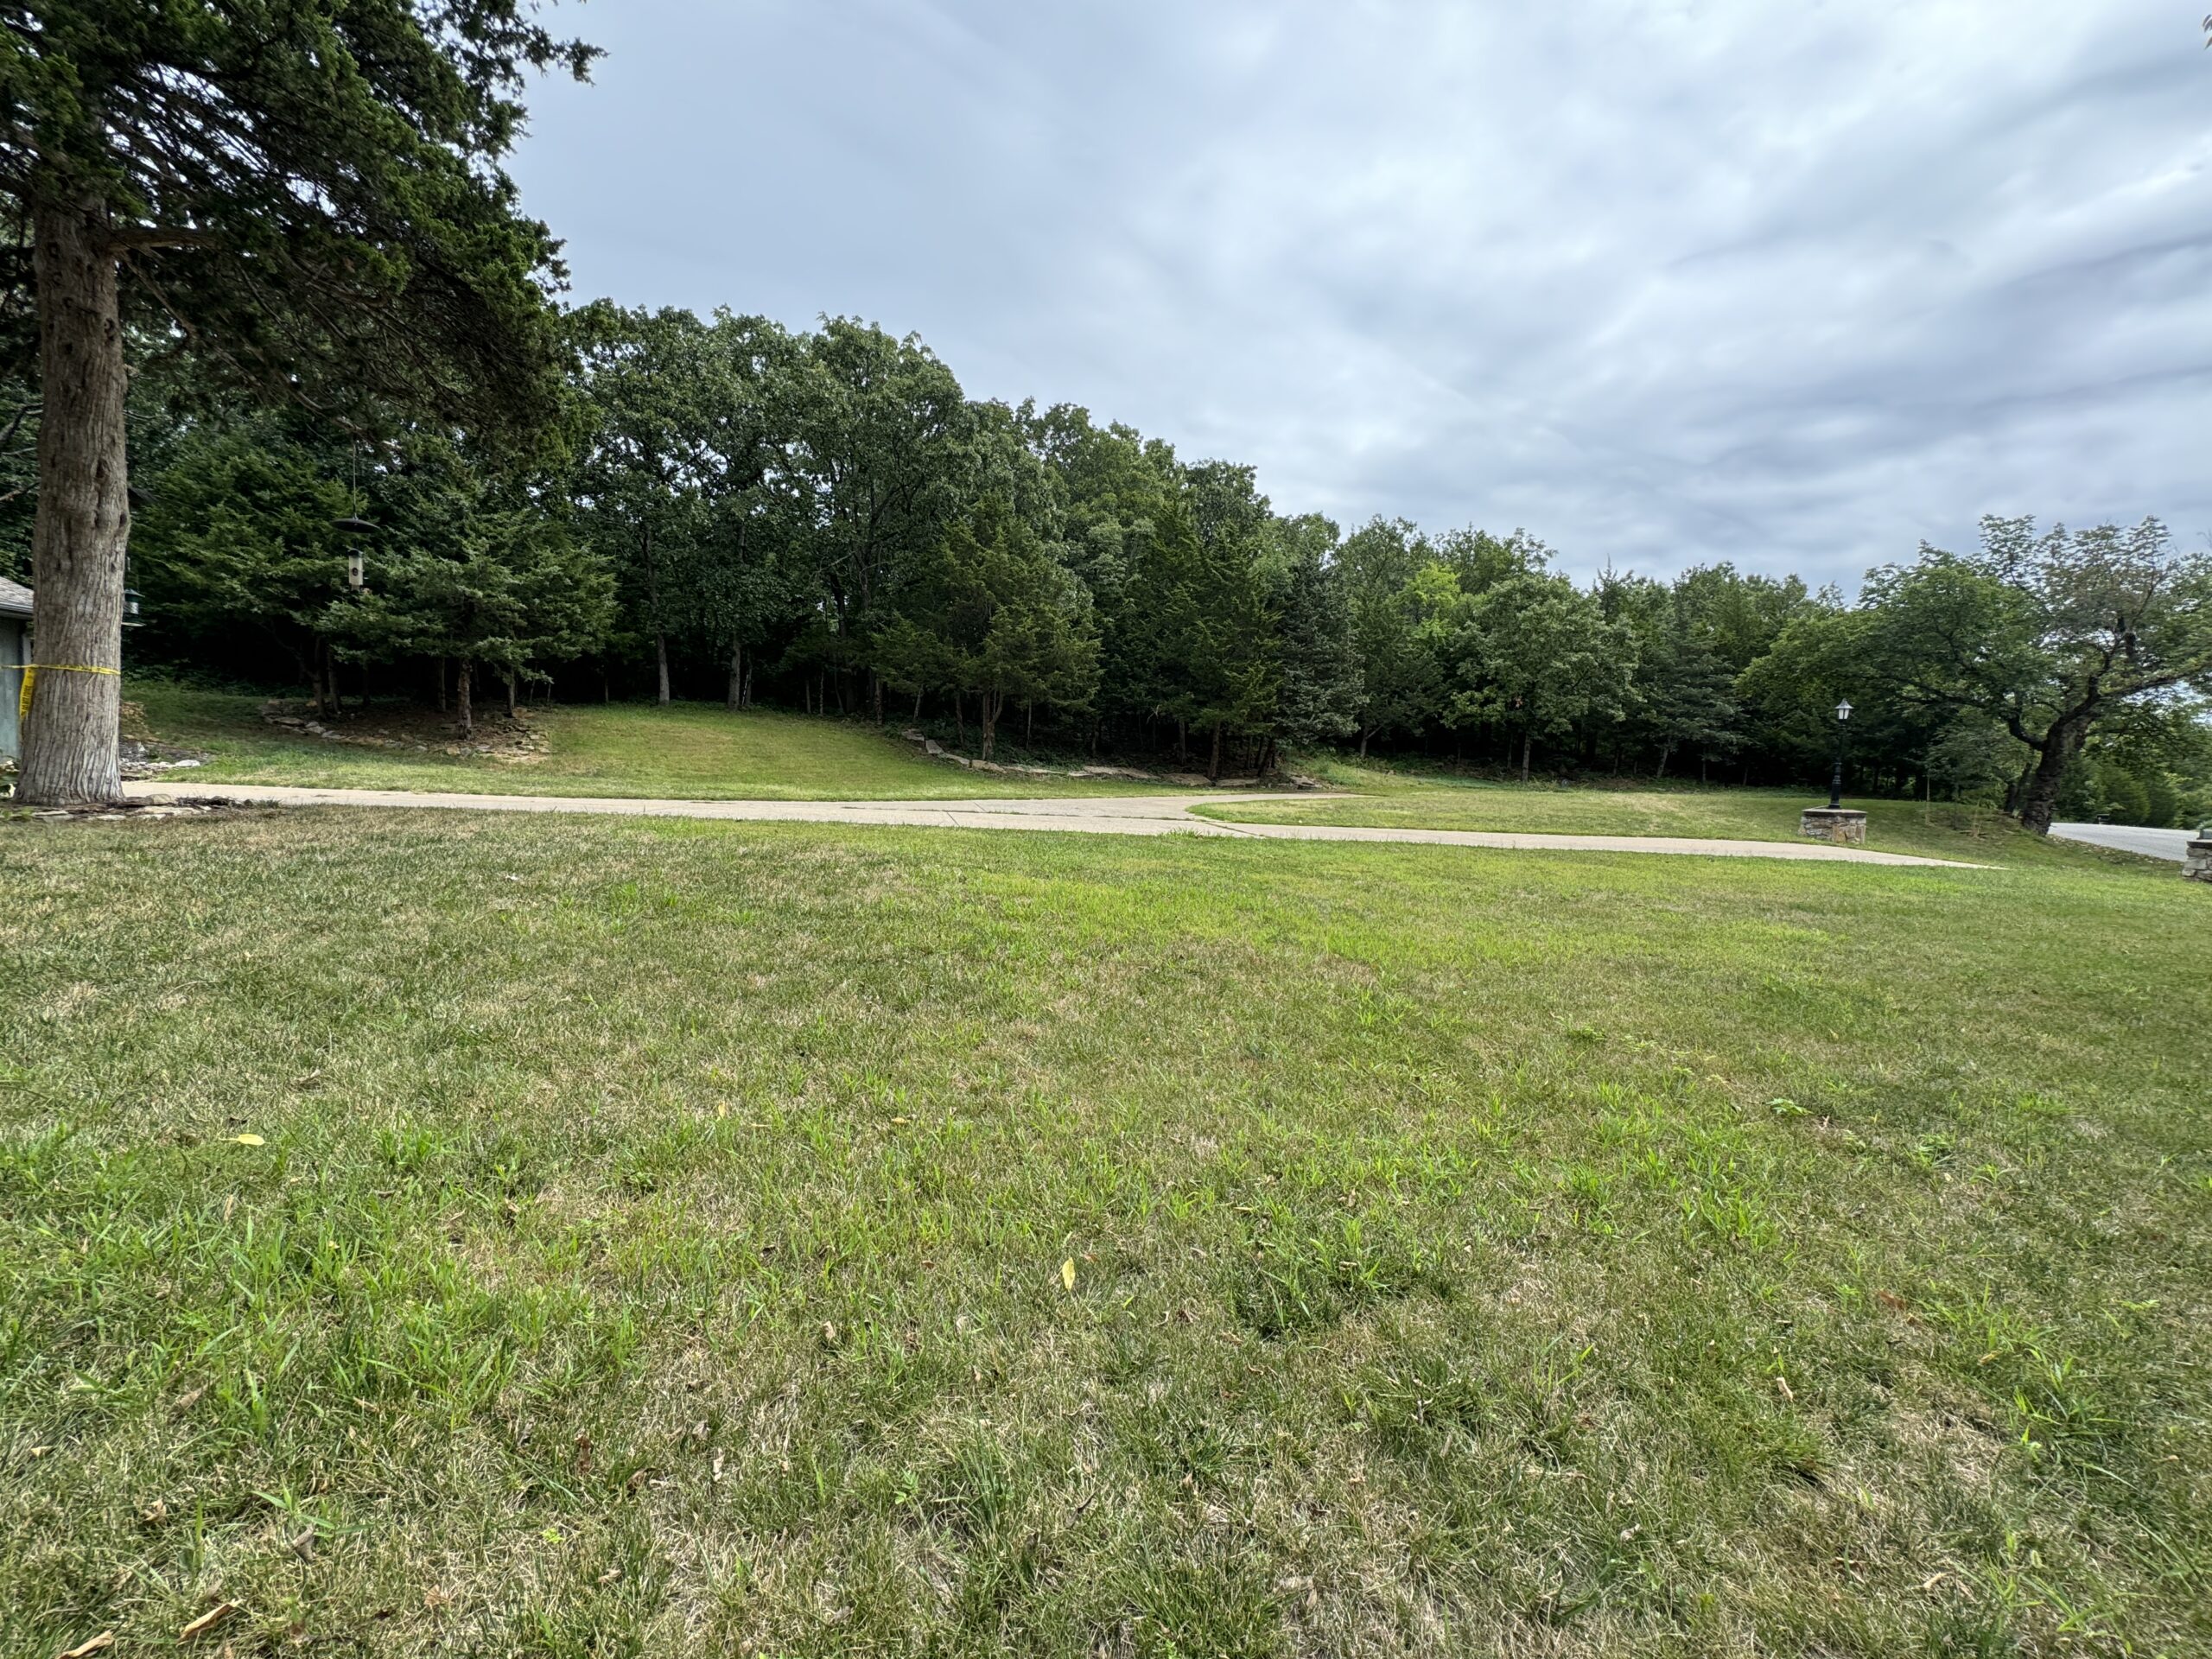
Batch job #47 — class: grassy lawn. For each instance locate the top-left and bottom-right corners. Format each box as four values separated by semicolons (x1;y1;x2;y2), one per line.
1205;760;2100;868
3;810;2207;1655
128;682;1188;801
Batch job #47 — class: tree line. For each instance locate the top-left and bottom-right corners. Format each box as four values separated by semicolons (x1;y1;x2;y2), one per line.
3;298;2210;830
3;3;2207;827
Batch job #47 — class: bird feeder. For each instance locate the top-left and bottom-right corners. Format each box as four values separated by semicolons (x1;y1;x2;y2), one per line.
334;516;377;589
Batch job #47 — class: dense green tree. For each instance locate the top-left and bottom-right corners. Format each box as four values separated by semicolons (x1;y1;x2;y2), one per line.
130;419;355;710
341;433;611;733
873;496;1097;759
1921;715;2024;805
1640;629;1740;780
678;315;802;709
788;320;977;719
1120;468;1281;778
1338;518;1444;756
1;0;593;803
0;373;34;584
1432;525;1548;595
1863;517;2212;831
1670;563;1815;674
1263;513;1361;760
1442;571;1634;781
569;305;727;702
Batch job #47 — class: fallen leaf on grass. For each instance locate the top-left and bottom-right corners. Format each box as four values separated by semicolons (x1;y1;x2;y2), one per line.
58;1633;114;1658
1875;1289;1923;1325
179;1601;237;1641
1775;1376;1796;1403
231;1135;264;1147
1060;1258;1077;1293
173;1385;207;1412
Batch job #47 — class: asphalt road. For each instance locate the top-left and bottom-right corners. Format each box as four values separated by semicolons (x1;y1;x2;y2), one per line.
2049;822;2195;861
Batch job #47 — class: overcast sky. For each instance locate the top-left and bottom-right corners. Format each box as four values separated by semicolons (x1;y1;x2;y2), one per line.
508;2;2212;591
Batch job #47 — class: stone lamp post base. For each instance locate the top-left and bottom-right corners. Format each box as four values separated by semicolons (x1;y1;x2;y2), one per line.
2185;840;2212;882
1800;807;1868;845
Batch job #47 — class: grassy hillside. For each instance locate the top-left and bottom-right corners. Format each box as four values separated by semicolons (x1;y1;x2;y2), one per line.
128;682;1187;801
3;808;2205;1655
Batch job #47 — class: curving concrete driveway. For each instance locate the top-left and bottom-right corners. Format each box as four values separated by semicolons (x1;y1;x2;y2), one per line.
119;780;1974;867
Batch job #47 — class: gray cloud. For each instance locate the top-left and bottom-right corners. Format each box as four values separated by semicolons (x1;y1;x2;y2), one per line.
509;0;2212;589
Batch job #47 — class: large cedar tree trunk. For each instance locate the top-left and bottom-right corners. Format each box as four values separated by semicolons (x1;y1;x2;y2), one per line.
727;641;743;711
17;193;129;805
455;658;474;736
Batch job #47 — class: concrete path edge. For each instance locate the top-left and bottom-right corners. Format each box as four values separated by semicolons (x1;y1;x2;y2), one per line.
118;780;1980;868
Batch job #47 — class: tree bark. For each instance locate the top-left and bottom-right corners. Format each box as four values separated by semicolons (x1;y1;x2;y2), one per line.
1208;722;1223;781
455;658;474;737
16;191;130;805
2018;715;2088;835
437;655;448;713
505;672;517;718
727;640;742;711
1519;727;1533;784
981;691;998;761
637;524;671;705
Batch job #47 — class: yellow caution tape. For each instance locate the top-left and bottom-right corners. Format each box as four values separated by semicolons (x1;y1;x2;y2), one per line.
10;662;121;721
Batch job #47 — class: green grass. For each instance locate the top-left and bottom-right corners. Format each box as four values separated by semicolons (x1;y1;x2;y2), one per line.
1209;760;2106;868
3;809;2208;1656
130;681;1189;800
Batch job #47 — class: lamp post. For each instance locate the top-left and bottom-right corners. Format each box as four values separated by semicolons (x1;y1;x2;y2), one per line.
1827;698;1853;810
